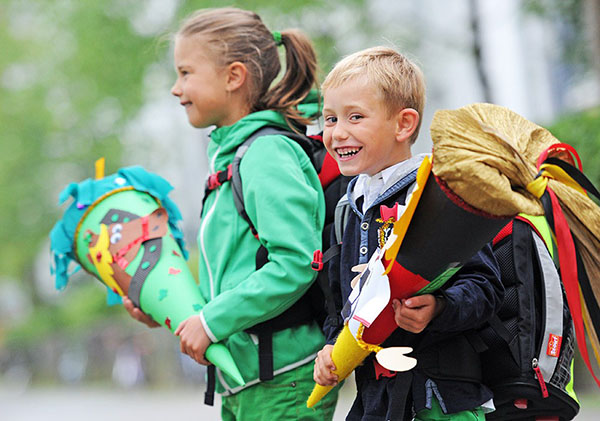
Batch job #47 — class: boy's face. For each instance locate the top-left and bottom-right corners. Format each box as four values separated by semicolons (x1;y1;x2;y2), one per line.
322;77;411;177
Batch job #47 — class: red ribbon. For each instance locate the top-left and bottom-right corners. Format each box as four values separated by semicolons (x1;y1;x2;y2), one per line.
547;188;600;387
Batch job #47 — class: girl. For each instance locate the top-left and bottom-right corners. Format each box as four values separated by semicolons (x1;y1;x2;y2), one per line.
124;7;338;420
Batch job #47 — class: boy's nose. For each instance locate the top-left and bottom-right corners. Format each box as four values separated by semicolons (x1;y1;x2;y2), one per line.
332;123;349;141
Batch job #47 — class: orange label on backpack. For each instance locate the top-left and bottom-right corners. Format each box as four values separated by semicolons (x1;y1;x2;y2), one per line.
547;333;562;357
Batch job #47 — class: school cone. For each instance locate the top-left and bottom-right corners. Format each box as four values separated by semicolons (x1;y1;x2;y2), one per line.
50;160;245;387
307;157;510;407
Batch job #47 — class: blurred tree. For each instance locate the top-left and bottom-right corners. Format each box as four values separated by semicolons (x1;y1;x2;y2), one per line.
523;0;598;85
549;107;600;185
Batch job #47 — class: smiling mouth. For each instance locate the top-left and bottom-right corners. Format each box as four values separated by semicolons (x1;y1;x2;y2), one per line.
336;147;362;159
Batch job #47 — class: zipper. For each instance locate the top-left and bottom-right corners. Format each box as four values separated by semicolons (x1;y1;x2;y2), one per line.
532;358;549;398
200;145;222;300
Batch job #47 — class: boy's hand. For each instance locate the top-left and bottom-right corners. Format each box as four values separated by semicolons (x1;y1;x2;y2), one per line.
313;344;338;386
175;316;212;366
123;296;160;328
392;294;445;333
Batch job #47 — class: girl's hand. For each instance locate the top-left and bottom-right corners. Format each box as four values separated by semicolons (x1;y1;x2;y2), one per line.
175;316;212;366
392;295;445;333
123;296;160;328
313;344;338;386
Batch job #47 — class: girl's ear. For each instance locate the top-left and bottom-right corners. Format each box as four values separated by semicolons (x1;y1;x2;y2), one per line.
395;108;420;143
225;61;248;92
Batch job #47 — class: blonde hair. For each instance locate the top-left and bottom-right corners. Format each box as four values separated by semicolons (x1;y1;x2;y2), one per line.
177;7;318;128
322;46;426;144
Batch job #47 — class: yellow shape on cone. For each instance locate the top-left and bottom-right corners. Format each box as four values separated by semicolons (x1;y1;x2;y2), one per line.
307;324;371;408
89;224;124;296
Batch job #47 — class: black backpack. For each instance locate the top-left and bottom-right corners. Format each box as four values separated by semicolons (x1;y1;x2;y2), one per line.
479;215;579;420
202;126;350;385
330;191;581;419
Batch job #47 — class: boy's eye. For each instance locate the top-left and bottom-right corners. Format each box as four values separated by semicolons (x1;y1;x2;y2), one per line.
349;114;363;121
324;116;337;125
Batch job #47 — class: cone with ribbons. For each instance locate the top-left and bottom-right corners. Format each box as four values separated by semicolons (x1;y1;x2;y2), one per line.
307;156;510;407
50;158;245;387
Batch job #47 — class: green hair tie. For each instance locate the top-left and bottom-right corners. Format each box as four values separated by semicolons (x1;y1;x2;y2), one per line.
272;31;283;46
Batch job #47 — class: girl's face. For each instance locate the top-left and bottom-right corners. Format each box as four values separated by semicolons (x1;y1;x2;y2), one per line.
171;36;233;128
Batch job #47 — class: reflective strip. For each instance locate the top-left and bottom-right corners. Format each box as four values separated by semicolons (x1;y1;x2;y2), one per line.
532;231;564;380
218;353;317;395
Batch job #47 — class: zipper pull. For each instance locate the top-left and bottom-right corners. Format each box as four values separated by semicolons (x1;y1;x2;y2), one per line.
532;358;549;398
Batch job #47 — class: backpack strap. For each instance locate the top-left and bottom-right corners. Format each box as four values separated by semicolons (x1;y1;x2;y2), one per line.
334;194;351;245
230;126;316;239
228;126;339;381
519;215;565;386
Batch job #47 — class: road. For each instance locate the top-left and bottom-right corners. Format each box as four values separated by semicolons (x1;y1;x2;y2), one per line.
1;379;598;420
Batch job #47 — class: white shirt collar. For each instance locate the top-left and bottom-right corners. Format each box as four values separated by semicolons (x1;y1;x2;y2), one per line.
351;154;428;214
354;161;405;213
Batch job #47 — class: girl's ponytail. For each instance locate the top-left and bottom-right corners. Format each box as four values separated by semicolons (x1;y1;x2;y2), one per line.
260;29;318;128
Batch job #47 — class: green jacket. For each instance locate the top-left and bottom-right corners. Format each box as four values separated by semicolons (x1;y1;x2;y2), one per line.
198;107;326;394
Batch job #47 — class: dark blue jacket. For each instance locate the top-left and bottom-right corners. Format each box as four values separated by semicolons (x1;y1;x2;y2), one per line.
323;159;504;416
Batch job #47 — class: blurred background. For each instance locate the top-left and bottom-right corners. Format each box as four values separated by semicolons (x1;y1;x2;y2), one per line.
1;0;600;419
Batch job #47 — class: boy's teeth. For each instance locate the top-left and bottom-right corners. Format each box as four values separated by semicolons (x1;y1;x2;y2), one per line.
337;147;360;157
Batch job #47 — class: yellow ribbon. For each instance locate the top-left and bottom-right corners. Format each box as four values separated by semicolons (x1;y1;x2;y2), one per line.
526;163;587;199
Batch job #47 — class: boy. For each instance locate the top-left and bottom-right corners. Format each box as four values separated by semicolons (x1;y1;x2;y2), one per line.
314;46;504;420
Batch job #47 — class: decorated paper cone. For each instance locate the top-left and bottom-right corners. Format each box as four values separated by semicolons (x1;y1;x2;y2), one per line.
51;164;244;386
307;324;370;408
307;157;511;407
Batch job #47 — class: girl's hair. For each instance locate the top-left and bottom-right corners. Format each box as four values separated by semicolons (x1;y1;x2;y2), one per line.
177;7;318;128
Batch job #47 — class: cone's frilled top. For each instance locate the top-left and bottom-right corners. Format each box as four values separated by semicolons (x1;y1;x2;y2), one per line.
50;166;187;291
431;103;560;217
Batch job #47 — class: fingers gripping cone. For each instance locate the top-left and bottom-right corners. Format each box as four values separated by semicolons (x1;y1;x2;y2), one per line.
50;160;244;386
307;157;510;407
307;325;370;408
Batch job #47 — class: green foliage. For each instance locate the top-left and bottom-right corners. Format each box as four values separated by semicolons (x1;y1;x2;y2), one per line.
522;0;590;72
549;107;600;186
4;282;123;348
0;0;160;283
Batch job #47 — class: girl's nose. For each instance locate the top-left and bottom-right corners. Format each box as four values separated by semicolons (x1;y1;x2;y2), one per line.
171;80;182;97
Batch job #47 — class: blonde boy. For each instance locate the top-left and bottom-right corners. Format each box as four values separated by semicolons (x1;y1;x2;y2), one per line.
315;47;503;420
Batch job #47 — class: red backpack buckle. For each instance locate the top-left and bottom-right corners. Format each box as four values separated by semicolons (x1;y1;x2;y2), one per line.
207;172;221;190
311;250;323;271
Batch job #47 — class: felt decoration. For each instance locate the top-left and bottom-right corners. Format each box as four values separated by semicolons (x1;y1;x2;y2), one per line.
50;159;245;387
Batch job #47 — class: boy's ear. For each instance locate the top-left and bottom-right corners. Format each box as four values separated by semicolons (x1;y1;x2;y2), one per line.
225;61;248;92
395;108;420;143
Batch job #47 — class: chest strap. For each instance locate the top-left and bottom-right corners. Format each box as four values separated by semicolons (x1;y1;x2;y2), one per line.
206;164;233;191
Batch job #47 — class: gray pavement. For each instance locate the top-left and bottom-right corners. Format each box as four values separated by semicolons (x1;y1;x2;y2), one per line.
1;379;598;420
